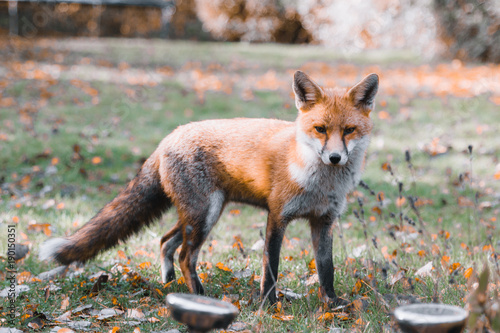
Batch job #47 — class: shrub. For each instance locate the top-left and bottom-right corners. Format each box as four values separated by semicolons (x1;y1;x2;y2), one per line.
433;0;500;63
194;0;311;43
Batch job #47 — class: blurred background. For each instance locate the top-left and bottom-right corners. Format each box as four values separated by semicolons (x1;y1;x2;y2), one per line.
1;2;500;332
1;0;499;63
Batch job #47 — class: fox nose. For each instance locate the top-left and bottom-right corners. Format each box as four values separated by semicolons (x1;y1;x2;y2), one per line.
329;153;342;165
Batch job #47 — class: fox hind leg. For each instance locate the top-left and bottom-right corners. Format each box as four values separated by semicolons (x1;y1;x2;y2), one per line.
160;222;183;283
178;190;225;295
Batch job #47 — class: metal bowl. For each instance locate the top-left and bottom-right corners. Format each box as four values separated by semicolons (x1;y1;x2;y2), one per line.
394;303;468;333
166;293;239;333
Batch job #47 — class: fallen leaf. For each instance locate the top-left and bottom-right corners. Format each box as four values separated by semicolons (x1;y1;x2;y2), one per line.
72;304;92;314
56;328;75;333
271;314;294;321
305;274;319;286
415;261;433;278
390;270;405;287
215;262;232;272
308;258;317;274
464;267;473;279
137;262;151;270
90;274;108;294
91;156;102;164
318;312;334;321
126;308;145;320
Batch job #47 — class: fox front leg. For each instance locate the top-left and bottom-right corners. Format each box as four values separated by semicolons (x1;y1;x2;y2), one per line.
260;212;287;305
310;215;347;306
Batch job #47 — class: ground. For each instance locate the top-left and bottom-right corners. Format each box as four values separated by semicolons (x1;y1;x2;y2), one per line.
0;37;499;332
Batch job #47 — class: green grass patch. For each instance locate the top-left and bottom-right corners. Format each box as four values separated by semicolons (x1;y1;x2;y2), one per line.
0;38;498;332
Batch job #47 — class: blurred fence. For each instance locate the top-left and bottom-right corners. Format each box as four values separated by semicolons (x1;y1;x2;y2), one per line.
0;0;207;39
1;0;499;62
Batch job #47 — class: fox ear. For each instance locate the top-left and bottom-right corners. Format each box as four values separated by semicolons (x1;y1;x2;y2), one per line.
293;71;324;111
348;73;379;111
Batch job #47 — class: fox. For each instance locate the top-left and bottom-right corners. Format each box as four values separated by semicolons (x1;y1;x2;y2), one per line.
40;70;378;305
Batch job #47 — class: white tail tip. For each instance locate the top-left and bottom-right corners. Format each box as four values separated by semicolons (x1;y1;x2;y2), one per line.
39;238;70;262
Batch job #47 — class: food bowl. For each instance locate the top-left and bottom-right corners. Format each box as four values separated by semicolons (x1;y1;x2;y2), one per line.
166;293;239;333
394;303;468;333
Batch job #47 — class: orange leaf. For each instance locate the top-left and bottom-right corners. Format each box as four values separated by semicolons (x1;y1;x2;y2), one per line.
308;258;317;274
60;298;69;310
418;250;426;257
381;246;389;259
17;271;33;284
354;317;367;326
43;224;52;236
272;314;294;321
441;255;450;267
449;262;461;273
371;206;382;215
275;301;282;313
117;250;127;260
137;262;151;270
482;244;493;252
91;156;102;165
198;261;213;270
464;267;473;279
378;110;391;120
457;196;474;207
232;235;244;251
352;279;363;294
318;312;334;321
157;307;169;317
396;197;406;207
134;249;155;258
382;162;391;171
229;209;241;216
57;328;76;333
351;299;364;312
335;312;350;320
19;174;31;187
345;257;356;265
215;262;232;272
199;272;208;283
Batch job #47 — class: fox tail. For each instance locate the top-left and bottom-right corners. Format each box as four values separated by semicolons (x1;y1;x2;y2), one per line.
39;159;171;265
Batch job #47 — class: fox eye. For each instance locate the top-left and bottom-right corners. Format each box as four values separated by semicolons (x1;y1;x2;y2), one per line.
315;126;327;134
344;127;356;135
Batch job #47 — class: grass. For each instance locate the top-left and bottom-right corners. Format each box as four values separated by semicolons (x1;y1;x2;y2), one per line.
0;37;499;332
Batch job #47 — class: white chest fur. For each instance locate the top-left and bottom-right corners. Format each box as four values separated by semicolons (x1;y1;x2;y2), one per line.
284;135;370;219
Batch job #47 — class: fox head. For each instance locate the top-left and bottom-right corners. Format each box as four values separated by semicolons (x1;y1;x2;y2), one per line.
293;71;378;167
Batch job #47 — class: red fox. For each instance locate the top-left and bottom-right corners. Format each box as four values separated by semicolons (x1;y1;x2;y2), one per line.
40;71;378;305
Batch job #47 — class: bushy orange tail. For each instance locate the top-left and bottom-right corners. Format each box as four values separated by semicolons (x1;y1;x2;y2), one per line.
40;164;171;265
